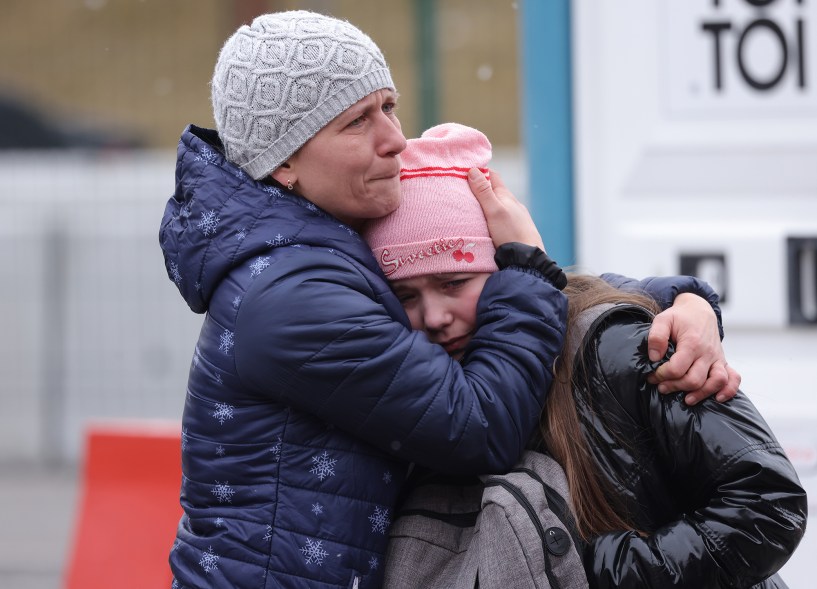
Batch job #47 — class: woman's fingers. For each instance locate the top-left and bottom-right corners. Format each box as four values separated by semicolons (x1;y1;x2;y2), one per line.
468;168;544;250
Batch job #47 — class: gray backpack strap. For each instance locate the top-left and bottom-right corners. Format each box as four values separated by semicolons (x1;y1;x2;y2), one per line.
476;450;589;589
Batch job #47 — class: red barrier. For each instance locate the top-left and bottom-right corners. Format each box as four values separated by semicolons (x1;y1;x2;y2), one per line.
64;420;182;589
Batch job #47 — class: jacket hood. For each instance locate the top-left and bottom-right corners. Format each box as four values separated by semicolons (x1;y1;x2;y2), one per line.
159;125;382;313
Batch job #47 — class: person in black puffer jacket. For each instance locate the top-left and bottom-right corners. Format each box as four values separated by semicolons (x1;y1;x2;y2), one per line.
542;275;806;588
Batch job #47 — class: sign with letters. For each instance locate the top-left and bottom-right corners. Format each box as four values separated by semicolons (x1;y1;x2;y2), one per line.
665;0;817;115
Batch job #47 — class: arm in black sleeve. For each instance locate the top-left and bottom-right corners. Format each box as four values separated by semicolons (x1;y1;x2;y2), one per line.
601;273;724;339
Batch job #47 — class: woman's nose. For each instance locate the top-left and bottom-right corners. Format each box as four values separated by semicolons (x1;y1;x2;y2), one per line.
377;114;407;157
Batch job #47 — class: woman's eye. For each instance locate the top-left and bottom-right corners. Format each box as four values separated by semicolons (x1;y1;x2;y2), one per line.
347;116;364;128
383;102;397;115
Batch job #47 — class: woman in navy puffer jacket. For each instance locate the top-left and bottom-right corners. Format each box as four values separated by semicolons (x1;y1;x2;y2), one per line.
161;123;569;588
159;12;733;589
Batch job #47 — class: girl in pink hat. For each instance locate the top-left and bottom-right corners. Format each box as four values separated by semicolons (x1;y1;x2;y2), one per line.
363;123;806;589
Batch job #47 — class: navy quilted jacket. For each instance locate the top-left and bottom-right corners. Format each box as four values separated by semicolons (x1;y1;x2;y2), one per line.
159;126;570;589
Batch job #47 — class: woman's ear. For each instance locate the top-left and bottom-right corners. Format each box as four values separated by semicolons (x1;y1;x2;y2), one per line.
270;161;292;186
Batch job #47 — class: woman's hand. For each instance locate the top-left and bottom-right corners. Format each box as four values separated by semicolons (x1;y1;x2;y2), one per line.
468;168;545;250
647;293;741;405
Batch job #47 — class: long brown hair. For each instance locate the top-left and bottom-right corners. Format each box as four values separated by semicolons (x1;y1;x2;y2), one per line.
541;274;660;541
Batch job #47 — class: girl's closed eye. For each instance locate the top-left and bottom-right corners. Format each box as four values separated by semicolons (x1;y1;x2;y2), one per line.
395;290;416;305
442;278;468;291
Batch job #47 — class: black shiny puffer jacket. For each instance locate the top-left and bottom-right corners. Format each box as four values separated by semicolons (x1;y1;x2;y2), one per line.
575;305;808;589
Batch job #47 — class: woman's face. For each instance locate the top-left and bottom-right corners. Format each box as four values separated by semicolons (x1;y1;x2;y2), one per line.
283;89;407;229
391;272;491;361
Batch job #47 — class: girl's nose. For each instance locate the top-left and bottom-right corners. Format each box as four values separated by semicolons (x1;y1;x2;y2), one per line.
423;302;453;332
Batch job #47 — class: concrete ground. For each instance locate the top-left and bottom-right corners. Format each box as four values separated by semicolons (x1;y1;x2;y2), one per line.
0;463;78;589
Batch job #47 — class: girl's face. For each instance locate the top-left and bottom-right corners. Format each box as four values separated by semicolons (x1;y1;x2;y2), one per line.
281;89;407;230
391;272;491;361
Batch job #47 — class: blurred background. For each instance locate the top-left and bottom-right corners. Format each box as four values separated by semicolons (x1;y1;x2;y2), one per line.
0;0;814;587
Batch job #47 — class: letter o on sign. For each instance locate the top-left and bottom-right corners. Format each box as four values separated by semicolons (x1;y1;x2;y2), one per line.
737;18;788;90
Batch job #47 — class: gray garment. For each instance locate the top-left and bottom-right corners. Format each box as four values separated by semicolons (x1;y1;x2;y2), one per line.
384;450;589;589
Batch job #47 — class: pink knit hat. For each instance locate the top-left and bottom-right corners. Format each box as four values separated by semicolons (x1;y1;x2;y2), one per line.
362;123;498;281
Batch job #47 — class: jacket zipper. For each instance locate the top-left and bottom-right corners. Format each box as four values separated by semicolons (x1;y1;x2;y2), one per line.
483;477;559;588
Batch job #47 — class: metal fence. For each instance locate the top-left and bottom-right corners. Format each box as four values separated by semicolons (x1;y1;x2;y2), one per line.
0;152;200;463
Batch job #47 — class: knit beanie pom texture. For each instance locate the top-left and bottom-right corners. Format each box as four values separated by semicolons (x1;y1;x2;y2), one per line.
211;10;395;180
363;123;499;281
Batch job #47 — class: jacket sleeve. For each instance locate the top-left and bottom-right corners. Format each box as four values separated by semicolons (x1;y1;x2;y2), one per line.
585;320;808;588
600;273;724;339
233;248;567;475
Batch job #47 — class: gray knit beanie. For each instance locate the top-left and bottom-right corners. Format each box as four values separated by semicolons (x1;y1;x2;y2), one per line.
211;11;395;180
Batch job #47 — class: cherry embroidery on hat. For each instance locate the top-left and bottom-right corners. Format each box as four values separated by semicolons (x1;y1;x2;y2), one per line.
452;243;476;263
